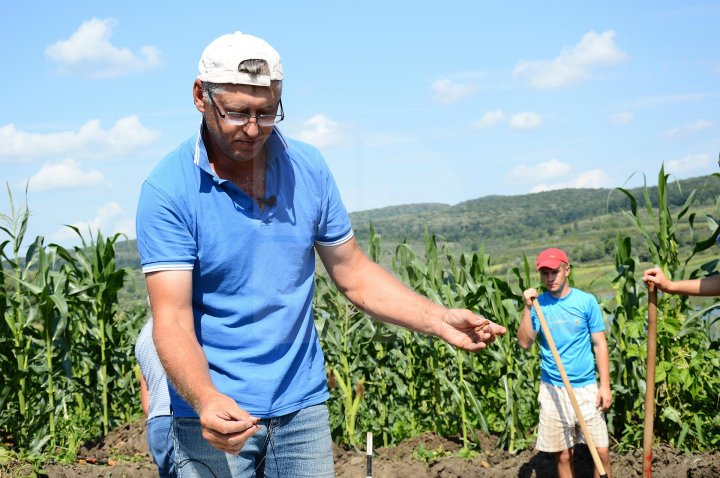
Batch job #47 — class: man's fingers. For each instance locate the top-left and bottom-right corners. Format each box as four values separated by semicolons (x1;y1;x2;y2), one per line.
207;418;259;436
203;422;260;454
471;322;507;347
479;322;506;337
474;320;491;335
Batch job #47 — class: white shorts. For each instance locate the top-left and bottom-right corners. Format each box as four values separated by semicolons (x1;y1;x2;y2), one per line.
535;382;609;452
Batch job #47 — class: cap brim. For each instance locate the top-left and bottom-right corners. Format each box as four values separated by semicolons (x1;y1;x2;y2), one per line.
536;259;564;270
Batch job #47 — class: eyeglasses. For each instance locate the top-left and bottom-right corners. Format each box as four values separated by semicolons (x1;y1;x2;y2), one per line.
205;89;284;127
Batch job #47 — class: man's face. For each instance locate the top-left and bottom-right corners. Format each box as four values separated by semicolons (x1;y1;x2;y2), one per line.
195;81;281;163
539;263;570;294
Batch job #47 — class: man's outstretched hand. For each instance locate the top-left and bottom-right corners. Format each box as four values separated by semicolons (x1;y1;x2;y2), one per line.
437;309;507;351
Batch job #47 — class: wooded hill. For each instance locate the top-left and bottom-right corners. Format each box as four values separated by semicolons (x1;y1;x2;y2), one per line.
349;174;720;265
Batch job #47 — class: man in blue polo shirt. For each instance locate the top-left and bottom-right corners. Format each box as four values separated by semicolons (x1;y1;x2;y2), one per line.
136;31;506;478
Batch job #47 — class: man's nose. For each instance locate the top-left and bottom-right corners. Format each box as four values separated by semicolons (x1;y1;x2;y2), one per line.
243;119;261;137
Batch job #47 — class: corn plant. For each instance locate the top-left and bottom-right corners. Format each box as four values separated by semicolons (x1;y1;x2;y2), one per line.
0;188;145;456
607;168;720;450
53;227;140;436
315;272;372;448
5;238;73;448
0;186;34;443
317;229;541;452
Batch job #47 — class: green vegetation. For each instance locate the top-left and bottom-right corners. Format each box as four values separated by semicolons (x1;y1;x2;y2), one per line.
1;169;719;466
320;168;720;453
354;174;717;257
0;187;146;460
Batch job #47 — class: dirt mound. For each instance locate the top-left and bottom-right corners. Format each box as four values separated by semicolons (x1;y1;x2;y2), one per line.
12;419;719;477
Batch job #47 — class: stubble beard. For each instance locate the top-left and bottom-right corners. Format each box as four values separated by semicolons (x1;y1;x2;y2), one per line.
204;119;259;164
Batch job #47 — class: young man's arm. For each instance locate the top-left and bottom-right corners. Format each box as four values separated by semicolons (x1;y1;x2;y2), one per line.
517;288;539;349
591;330;612;411
316;238;506;350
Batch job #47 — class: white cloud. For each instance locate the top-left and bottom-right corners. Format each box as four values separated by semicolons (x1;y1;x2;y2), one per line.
531;169;613;192
513;30;627;89
610;111;634;124
509;112;543;130
0;116;160;163
665;154;714;175
294;114;342;147
472;110;507;129
50;202;134;243
431;79;477;103
662;119;714;139
508;158;572;184
27;159;105;192
46;18;161;78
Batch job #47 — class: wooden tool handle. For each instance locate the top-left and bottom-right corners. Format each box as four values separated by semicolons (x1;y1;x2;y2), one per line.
643;284;658;477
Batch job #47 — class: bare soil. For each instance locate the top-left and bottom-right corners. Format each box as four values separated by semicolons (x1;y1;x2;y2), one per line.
5;419;718;477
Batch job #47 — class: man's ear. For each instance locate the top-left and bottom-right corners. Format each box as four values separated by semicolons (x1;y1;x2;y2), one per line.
193;79;206;113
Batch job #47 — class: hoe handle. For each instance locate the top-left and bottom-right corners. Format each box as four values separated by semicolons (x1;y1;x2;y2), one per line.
643;284;658;477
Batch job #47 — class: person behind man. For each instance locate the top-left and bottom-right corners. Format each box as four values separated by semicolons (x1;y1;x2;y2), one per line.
135;31;506;477
135;317;174;477
643;267;720;296
517;248;612;478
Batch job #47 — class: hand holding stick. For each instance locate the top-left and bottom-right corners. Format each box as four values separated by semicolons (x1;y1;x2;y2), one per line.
532;299;608;478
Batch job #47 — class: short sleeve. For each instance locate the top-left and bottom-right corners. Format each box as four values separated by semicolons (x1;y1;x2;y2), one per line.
586;295;605;333
136;181;197;273
314;153;353;246
530;307;541;333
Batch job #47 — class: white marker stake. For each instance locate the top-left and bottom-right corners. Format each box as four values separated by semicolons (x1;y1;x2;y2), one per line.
366;432;373;478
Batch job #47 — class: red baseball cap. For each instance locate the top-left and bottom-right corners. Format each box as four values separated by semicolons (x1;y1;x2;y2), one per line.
536;248;569;270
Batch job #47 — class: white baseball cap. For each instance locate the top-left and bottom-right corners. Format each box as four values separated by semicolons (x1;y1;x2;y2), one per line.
198;32;284;86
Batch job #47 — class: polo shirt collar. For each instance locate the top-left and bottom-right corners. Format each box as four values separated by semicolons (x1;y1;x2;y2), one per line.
193;123;289;183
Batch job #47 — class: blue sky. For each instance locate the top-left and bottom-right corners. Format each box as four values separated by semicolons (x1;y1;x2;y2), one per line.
2;1;719;247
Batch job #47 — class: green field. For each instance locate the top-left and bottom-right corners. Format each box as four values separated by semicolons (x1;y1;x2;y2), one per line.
1;169;719;465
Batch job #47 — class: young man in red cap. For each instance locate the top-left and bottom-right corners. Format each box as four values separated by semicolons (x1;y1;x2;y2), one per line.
518;248;612;478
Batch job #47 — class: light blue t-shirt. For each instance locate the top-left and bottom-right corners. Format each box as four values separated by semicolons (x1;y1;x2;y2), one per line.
530;288;605;387
135;126;353;418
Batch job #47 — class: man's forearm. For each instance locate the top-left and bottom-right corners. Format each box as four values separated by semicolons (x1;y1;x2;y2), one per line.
154;319;217;412
517;308;536;349
330;252;446;336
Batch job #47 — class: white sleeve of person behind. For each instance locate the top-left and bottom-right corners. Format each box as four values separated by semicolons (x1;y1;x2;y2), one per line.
135;318;172;419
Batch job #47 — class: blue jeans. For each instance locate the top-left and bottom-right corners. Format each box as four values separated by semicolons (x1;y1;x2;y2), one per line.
173;403;334;478
147;415;175;477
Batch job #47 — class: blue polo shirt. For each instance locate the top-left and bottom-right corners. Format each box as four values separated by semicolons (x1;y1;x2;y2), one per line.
530;288;605;388
136;126;353;418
